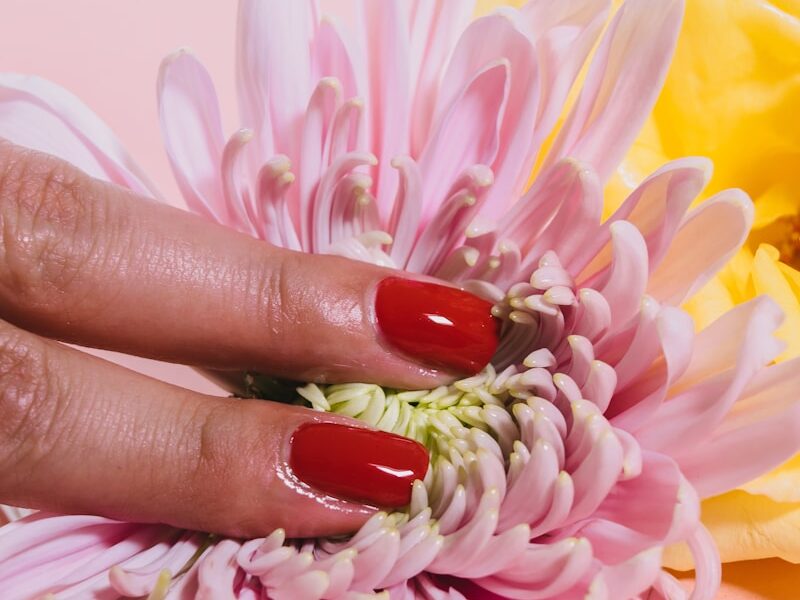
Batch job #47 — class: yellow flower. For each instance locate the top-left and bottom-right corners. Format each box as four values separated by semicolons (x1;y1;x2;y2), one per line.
613;0;800;568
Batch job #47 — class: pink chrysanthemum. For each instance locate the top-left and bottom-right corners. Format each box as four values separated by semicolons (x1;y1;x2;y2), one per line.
2;1;800;599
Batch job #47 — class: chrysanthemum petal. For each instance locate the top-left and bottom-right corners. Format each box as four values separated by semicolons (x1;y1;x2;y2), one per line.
418;59;508;224
0;74;157;197
675;358;800;497
407;1;474;156
544;0;684;181
358;0;411;211
440;12;539;217
236;0;317;164
157;50;227;223
648;189;754;305
638;296;784;456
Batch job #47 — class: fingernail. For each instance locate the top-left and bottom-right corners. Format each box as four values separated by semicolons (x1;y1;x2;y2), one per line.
375;277;500;375
289;423;429;507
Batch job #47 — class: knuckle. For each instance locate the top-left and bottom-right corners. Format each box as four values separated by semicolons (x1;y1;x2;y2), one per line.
0;321;58;472
0;145;116;313
195;403;236;477
190;402;247;513
189;400;274;528
256;250;303;339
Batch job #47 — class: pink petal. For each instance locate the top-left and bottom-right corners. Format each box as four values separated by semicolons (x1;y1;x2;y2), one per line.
521;162;603;275
606;303;695;431
601;547;663;600
584;221;649;334
312;17;359;100
476;538;594;599
358;0;411;212
157;50;227;223
685;525;721;600
109;532;202;596
440;13;540;217
0;74;157;197
569;157;712;275
407;1;474;156
236;0;317;163
647;189;754;305
676;359;800;497
579;452;681;564
387;156;423;266
300;77;343;248
637;296;785;457
498;159;600;272
418;59;508;224
196;539;241;600
522;0;611;160
406;165;493;274
542;0;684;181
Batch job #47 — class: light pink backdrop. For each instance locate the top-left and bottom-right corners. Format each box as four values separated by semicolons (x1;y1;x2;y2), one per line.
0;0;238;198
0;0;242;393
1;3;797;597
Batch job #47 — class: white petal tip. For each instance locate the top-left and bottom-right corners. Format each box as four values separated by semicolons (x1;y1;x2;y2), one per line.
236;128;254;142
346;96;365;109
167;46;194;60
463;247;480;267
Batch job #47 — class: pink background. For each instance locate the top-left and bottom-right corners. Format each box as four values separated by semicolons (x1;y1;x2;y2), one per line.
1;2;797;597
0;0;239;393
0;0;238;199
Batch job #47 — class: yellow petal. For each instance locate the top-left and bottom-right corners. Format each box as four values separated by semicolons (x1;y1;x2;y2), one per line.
753;183;799;229
652;1;800;198
724;247;758;303
672;557;800;598
664;491;800;570
474;0;524;16
778;259;800;297
683;248;757;329
751;245;800;361
682;272;736;332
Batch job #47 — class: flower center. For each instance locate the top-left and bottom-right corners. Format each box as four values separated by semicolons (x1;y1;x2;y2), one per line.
775;215;800;269
750;214;800;270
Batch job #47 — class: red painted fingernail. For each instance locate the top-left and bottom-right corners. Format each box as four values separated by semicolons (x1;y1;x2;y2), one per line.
375;277;500;376
289;423;429;507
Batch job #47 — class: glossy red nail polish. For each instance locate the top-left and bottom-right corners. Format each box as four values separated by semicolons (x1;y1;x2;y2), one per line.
290;423;429;507
375;277;500;376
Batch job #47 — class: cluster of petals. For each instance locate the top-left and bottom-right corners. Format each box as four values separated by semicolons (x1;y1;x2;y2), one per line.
2;0;800;599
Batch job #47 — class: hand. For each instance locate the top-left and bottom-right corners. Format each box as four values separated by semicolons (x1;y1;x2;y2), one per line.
0;140;498;537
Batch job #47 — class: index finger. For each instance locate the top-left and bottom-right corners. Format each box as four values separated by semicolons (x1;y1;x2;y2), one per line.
0;141;499;389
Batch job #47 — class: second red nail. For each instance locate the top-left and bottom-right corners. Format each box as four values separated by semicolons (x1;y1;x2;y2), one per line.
290;423;429;507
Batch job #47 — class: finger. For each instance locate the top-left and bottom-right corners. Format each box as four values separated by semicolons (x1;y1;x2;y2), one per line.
0;141;498;389
0;319;428;538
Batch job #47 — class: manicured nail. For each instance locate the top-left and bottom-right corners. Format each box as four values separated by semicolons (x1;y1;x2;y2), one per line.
289;423;429;507
375;277;500;375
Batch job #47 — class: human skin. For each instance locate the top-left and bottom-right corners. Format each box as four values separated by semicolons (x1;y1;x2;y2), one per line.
0;139;496;538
